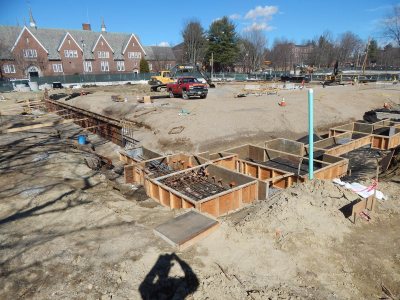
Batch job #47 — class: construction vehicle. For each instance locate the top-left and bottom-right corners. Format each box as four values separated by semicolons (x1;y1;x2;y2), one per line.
148;70;175;87
149;64;215;92
322;60;342;86
280;65;310;83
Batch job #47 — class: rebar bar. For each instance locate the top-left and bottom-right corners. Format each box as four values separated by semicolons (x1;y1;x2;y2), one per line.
160;168;229;201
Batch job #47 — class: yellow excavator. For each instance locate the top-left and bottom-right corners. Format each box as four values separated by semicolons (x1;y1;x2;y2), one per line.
149;64;215;91
322;60;341;86
148;70;175;86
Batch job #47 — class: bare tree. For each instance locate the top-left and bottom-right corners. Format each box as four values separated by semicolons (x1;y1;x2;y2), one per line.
336;31;363;64
308;31;335;68
269;38;294;71
381;5;400;47
239;29;267;72
182;20;207;64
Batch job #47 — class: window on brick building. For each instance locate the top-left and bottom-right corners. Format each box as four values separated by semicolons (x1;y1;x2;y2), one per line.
117;61;125;71
98;51;110;59
149;63;152;71
52;63;63;73
101;61;109;72
23;49;37;58
128;52;141;59
3;64;16;73
84;61;92;72
64;50;78;58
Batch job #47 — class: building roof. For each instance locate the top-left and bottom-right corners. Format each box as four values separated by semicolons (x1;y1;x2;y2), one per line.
0;26;21;59
0;25;144;60
143;46;176;61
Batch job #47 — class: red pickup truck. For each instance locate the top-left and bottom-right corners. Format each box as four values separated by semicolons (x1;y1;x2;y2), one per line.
166;77;208;99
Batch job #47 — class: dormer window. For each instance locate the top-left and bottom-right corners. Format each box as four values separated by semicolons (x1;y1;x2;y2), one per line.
23;49;37;58
98;51;109;59
128;52;141;59
64;50;78;58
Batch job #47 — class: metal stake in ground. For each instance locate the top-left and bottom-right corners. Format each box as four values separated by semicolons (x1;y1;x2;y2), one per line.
308;88;314;180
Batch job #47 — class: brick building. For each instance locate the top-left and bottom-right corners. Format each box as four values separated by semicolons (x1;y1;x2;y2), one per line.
143;46;176;72
0;12;175;79
290;43;313;66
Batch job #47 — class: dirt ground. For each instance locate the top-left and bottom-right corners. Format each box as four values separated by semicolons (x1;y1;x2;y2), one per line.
54;82;400;152
0;82;400;299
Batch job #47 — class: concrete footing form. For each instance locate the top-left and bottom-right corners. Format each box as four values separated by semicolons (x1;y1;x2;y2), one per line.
44;96;400;218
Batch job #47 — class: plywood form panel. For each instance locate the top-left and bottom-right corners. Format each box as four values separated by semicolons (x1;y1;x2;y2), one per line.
160;187;171;207
201;199;219;217
182;199;195;209
219;193;233;215
124;165;134;183
170;193;182;209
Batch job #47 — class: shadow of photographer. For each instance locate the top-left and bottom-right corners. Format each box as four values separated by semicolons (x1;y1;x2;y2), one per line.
139;253;199;300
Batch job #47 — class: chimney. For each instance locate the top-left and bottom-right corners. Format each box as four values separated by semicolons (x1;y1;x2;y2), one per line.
101;18;106;32
82;23;91;31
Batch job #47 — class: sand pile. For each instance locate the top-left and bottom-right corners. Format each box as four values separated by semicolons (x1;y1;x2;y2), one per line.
194;180;395;299
234;180;358;242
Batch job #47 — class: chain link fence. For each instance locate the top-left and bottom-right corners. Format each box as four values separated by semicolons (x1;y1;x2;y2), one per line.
1;68;398;92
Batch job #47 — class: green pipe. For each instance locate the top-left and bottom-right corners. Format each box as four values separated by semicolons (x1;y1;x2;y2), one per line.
308;89;314;180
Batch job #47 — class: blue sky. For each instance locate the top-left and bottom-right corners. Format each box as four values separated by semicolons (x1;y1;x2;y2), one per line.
0;0;398;47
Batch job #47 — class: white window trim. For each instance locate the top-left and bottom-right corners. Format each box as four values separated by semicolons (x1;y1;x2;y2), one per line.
128;51;141;59
3;64;16;74
84;61;92;72
97;51;110;59
52;63;63;73
23;49;37;58
117;61;125;71
100;61;109;72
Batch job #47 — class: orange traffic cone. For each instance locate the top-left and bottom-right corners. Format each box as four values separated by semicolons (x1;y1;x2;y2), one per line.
279;98;286;106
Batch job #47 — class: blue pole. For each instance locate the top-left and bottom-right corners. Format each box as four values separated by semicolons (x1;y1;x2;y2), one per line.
308;89;314;180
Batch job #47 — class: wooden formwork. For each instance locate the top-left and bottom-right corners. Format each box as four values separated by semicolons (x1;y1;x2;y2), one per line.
328;121;400;150
264;138;305;156
373;120;400;128
119;147;162;165
225;144;348;194
312;154;349;180
329;122;373;137
371;124;400;150
312;132;372;156
124;153;208;185
146;164;258;217
197;152;238;170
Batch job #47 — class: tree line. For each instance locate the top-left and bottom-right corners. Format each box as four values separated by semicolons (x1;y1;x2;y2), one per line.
179;4;400;73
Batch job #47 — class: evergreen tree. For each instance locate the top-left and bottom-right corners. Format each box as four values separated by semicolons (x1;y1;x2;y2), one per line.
140;58;150;73
206;17;239;71
367;39;379;64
